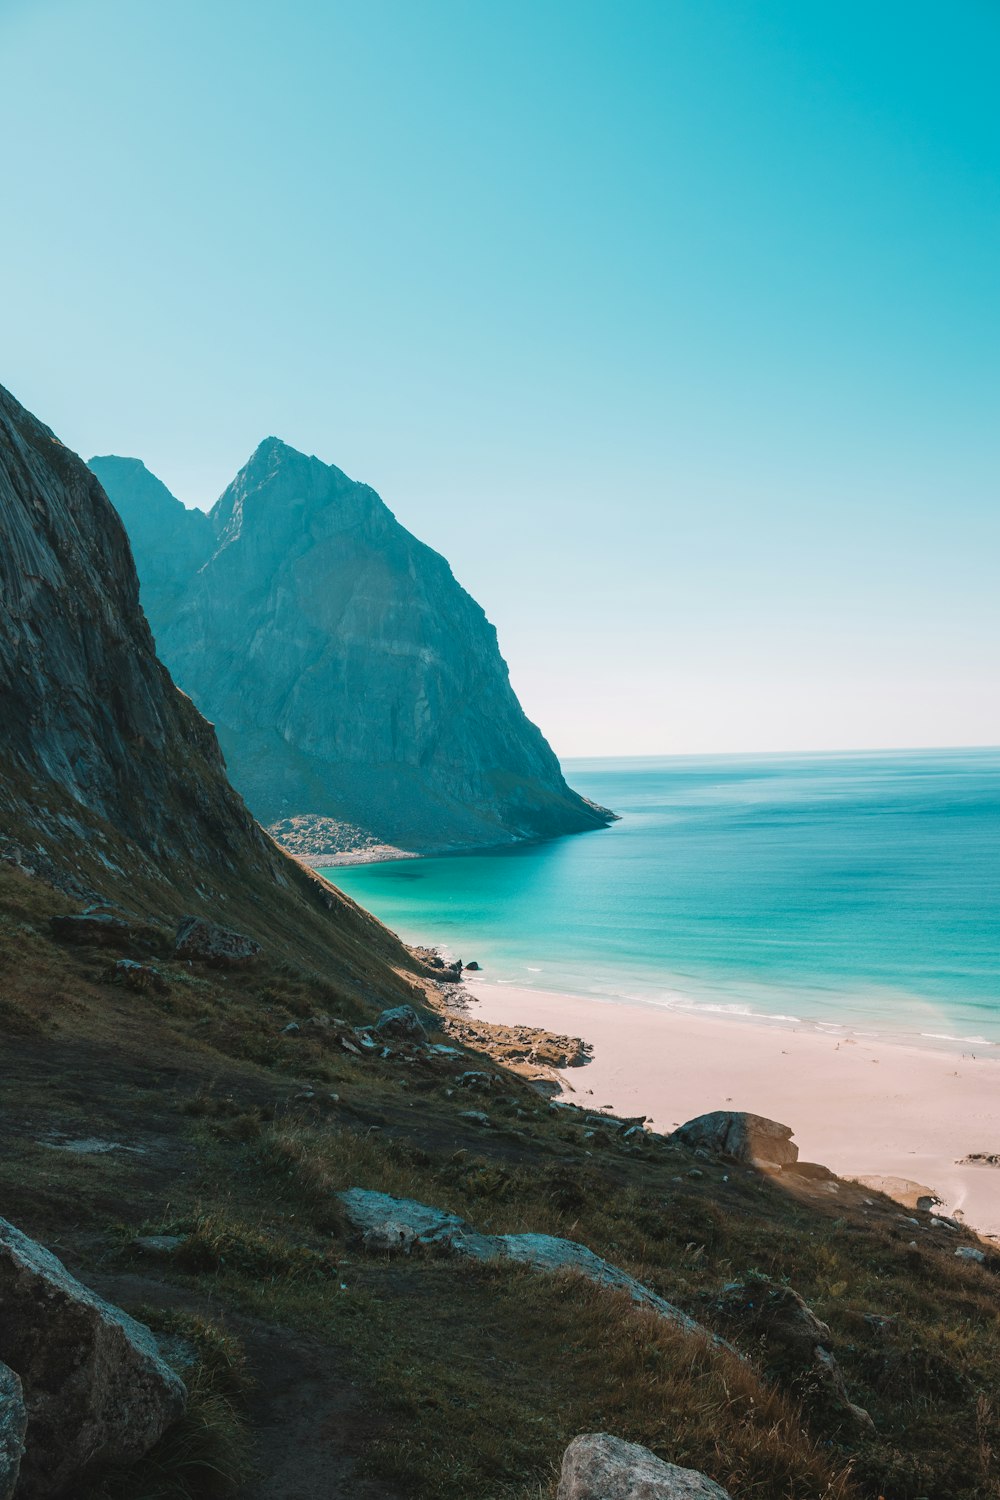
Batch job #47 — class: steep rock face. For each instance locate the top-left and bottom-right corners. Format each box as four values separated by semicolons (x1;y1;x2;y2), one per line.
93;439;613;852
0;381;417;995
0;388;276;877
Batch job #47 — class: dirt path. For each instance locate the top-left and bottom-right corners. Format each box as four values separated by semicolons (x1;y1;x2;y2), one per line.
90;1271;403;1500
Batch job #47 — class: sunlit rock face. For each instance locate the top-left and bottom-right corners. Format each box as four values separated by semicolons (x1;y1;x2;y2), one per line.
93;439;613;852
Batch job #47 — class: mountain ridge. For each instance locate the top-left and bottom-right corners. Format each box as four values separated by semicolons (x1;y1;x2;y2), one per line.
0;382;418;985
91;443;614;858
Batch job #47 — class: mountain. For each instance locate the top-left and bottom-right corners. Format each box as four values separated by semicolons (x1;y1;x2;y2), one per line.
0;381;414;982
2;381;993;1500
85;454;213;628
90;443;614;857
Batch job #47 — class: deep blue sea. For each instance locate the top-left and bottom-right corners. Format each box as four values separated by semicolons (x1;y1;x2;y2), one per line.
326;749;1000;1045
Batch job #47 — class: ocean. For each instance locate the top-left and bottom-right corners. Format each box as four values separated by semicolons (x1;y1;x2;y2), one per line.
325;748;1000;1045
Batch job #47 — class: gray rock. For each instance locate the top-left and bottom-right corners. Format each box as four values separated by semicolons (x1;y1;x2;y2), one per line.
458;1110;491;1127
339;1191;471;1255
49;912;132;948
174;916;262;968
92;442;616;851
955;1245;987;1263
457;1072;493;1089
0;1362;26;1500
374;1005;428;1041
132;1235;187;1258
671;1111;799;1168
0;1216;186;1496
154;1334;199;1375
556;1433;731;1499
464;960;481;970
107;958;169;995
337;1190;726;1347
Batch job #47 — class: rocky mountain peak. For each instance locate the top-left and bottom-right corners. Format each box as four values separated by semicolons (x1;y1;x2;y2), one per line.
96;441;614;856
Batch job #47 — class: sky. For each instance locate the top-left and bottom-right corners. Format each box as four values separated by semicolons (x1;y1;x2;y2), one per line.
1;0;997;756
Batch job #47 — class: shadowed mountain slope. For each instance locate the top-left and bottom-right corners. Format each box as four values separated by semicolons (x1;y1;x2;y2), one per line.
0;383;414;984
91;443;613;856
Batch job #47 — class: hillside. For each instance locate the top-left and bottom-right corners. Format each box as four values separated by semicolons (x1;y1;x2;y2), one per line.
2;384;999;1499
90;444;613;858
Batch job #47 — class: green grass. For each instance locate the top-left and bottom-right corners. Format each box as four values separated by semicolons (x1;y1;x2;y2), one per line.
4;859;1000;1499
77;1312;253;1500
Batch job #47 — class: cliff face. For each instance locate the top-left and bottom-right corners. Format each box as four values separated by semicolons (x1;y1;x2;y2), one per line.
0;389;275;877
93;439;613;853
0;382;413;983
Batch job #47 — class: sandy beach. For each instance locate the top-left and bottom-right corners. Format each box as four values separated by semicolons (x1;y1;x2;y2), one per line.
466;980;1000;1238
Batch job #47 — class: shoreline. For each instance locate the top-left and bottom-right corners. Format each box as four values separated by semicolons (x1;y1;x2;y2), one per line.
302;845;419;868
465;978;1000;1239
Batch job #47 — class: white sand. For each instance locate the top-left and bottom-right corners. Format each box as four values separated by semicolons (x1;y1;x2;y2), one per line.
466;981;1000;1238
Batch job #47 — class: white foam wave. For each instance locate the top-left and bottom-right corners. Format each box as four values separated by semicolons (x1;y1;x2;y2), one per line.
921;1032;994;1045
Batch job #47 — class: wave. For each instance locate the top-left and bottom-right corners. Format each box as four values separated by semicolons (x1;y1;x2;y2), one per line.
921;1032;994;1045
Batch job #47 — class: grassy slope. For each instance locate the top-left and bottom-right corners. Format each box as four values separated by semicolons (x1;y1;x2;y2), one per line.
3;855;1000;1500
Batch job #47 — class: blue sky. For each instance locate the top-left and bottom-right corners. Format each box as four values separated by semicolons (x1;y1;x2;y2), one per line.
2;0;997;755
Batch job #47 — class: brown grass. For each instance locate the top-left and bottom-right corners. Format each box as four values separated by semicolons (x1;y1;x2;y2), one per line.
3;860;1000;1498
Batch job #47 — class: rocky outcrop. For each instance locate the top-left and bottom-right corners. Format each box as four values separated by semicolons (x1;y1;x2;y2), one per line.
174;915;262;967
373;1004;429;1041
0;383;283;884
92;440;614;853
0;1363;26;1500
556;1434;732;1499
0;1217;186;1496
338;1189;726;1347
671;1111;798;1169
49;912;133;947
710;1278;873;1434
443;1013;592;1072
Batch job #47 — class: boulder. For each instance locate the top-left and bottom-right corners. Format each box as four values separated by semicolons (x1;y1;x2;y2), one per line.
456;1071;493;1090
711;1278;873;1434
0;1217;186;1496
0;1362;26;1500
106;958;169;994
781;1160;835;1181
556;1433;731;1499
465;960;481;970
373;1004;428;1042
338;1190;728;1348
132;1235;188;1258
174;915;261;967
50;912;132;948
671;1111;798;1169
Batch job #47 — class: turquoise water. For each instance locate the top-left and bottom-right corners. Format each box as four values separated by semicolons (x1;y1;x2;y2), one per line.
325;749;1000;1044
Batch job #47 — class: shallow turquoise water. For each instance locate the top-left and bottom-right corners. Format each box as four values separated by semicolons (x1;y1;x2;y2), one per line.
325;749;1000;1043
